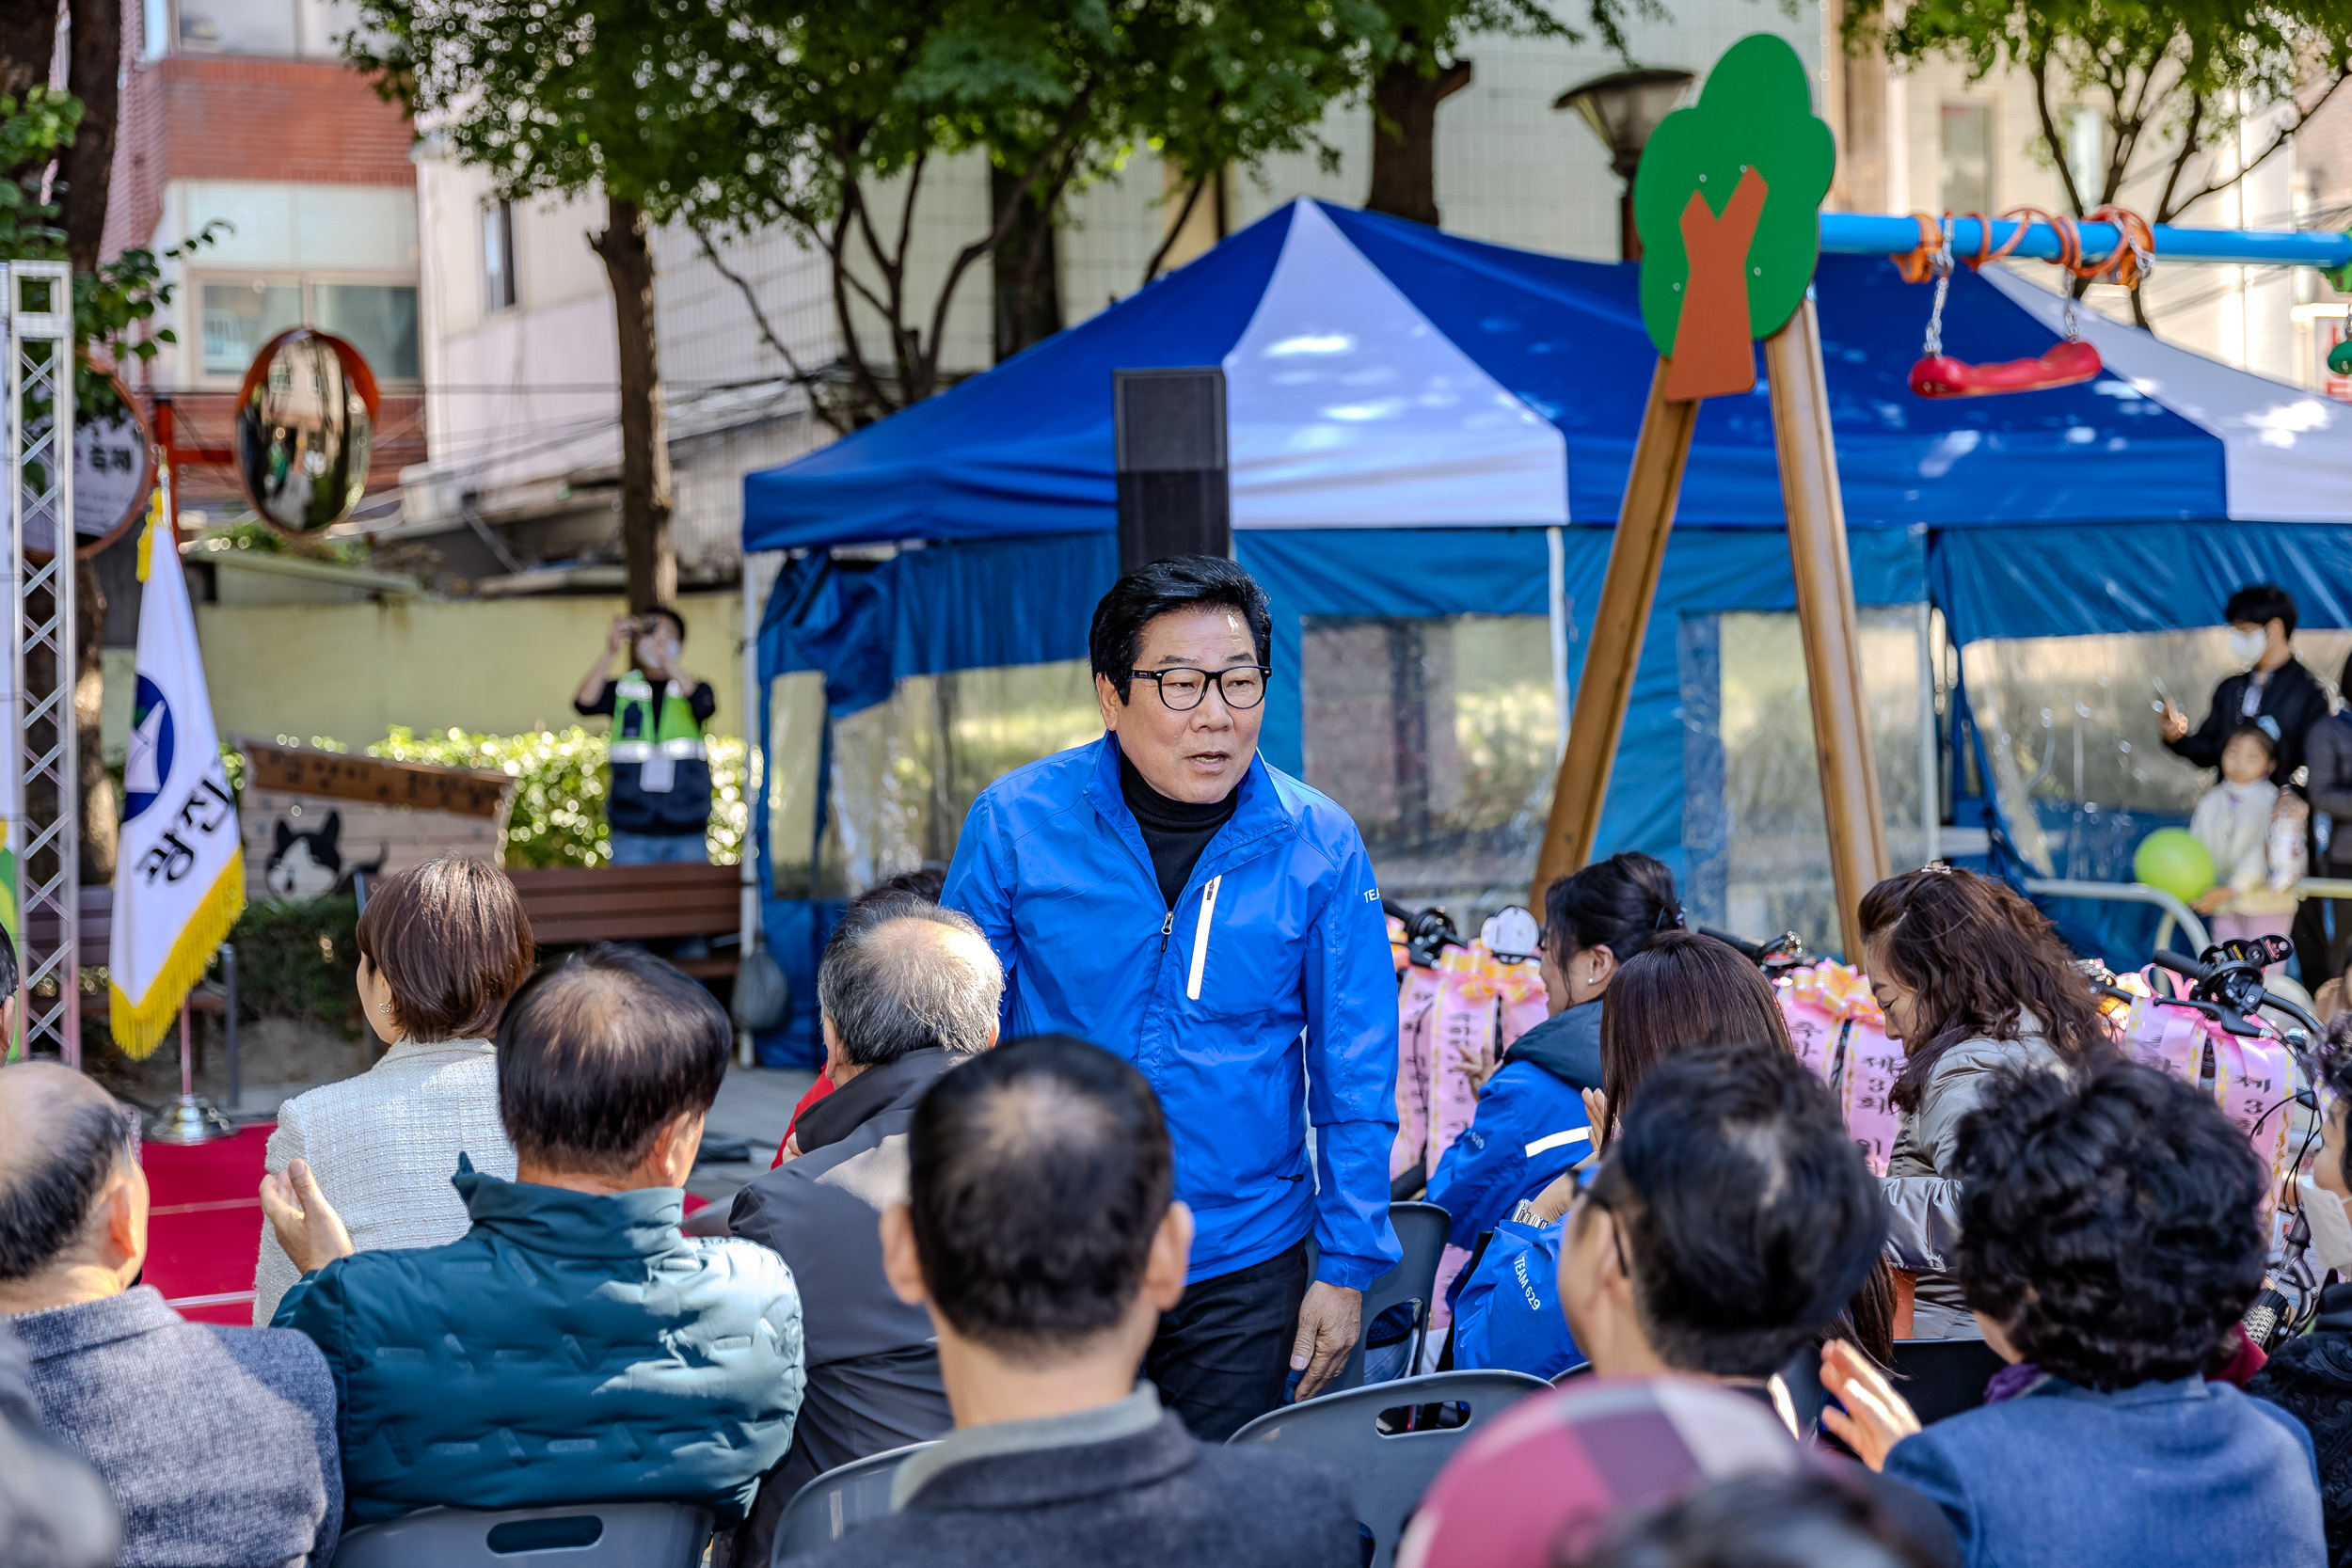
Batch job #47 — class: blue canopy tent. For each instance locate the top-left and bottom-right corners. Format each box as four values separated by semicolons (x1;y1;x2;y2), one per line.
741;198;2352;1063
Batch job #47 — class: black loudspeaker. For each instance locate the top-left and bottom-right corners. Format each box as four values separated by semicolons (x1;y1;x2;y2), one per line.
1114;367;1230;573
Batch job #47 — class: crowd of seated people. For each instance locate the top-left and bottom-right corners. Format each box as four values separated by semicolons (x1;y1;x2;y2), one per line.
6;855;2352;1567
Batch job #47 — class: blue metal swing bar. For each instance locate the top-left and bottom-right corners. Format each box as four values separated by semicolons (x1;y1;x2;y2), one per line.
1818;212;2352;273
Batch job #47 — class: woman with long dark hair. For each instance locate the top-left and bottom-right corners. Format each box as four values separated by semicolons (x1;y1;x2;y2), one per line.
1859;866;2109;1339
1425;852;1679;1255
1517;928;1796;1224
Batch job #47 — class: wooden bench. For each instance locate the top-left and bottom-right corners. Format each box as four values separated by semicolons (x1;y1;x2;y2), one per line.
504;863;744;979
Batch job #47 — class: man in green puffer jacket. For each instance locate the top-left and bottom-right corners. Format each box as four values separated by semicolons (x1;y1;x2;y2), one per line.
262;945;804;1527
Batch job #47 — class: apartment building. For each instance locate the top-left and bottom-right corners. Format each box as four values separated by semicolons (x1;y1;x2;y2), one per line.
103;0;424;515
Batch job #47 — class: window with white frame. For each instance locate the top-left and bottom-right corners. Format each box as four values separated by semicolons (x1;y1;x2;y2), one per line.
151;0;365;57
197;276;420;383
483;202;517;312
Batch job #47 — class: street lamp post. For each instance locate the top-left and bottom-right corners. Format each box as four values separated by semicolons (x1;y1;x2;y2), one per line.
1554;67;1697;261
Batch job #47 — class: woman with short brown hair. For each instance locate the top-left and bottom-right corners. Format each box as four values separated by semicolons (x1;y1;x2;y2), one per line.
251;855;534;1323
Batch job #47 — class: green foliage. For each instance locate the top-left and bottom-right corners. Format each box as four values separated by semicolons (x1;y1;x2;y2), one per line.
365;726;749;868
1845;0;2352;222
348;0;1388;420
1634;34;1835;355
228;895;361;1034
0;88;82;258
2;88;220;420
189;518;371;566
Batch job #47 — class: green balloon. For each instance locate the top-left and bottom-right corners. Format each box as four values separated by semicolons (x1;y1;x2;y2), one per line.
2133;827;2216;904
2329;338;2352;377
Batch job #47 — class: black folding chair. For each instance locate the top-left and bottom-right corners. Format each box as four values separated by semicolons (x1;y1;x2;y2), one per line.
335;1502;711;1568
771;1441;936;1563
1343;1200;1452;1387
1231;1369;1548;1568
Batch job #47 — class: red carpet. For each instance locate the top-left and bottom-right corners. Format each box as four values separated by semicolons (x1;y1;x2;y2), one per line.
140;1126;710;1326
140;1127;270;1325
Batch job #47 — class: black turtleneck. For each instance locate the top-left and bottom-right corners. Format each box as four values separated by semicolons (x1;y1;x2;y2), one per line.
1119;750;1238;909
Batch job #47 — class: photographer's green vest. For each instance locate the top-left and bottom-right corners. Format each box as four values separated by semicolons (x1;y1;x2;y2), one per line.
608;672;710;833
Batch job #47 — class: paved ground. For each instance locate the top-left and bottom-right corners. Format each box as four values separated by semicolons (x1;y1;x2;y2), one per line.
689;1064;818;1207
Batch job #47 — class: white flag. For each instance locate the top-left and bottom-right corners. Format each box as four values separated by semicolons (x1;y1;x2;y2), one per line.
109;505;243;1057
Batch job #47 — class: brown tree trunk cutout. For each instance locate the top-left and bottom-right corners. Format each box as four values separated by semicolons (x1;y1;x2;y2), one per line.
1664;166;1769;402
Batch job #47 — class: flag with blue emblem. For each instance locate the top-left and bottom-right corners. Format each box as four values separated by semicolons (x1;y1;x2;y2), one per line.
109;498;243;1056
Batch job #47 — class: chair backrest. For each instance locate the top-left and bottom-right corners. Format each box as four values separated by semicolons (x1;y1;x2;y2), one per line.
1230;1369;1549;1568
331;1502;711;1568
771;1441;936;1564
1343;1200;1454;1388
1888;1337;2010;1426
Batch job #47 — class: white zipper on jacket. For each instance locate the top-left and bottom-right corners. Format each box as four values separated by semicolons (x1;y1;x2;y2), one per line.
1185;876;1223;1000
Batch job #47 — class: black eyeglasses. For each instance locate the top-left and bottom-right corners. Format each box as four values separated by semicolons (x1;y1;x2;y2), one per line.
1130;665;1271;712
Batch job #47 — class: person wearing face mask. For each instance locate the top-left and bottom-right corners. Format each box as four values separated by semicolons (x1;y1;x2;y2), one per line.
943;557;1398;1440
2249;1018;2352;1566
574;607;716;864
2161;584;2328;789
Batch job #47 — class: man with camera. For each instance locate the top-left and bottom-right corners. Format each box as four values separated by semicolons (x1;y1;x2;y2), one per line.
575;610;716;865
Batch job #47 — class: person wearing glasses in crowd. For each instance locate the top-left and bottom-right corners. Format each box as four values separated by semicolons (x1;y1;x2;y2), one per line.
944;556;1399;1439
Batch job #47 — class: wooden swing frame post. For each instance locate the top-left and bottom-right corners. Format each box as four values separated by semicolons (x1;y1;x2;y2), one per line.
1530;359;1698;896
1531;299;1889;958
1766;295;1890;958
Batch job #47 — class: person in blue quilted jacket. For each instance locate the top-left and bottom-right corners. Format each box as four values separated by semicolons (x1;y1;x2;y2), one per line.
262;944;805;1528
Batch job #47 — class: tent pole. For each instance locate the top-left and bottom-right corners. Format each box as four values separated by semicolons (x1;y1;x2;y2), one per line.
1765;295;1889;959
1530;357;1698;907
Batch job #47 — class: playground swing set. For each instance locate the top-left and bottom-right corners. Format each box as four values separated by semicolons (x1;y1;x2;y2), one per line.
1534;32;2352;958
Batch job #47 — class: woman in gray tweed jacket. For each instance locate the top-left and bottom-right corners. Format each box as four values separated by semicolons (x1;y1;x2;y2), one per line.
251;855;535;1323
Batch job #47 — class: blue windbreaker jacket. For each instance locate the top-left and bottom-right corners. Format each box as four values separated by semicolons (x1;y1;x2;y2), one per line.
1425;1002;1599;1253
944;736;1402;1290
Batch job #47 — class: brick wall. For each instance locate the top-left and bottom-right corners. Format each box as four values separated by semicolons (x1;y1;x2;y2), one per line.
103;0;414;260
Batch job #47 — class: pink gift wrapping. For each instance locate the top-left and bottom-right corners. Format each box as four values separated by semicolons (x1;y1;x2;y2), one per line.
1391;965;1444;1180
1427;950;1499;1173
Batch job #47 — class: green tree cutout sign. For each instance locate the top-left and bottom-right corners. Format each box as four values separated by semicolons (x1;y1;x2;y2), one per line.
1634;34;1836;401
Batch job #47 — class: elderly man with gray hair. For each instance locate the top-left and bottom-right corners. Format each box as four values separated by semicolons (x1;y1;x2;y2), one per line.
729;889;1004;1559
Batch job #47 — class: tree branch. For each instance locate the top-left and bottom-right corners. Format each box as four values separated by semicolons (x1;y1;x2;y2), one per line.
829;204;893;420
921;78;1099;399
691;224;847;435
2030;46;2085;215
2161;72;2349;222
2154;89;2211;225
1142;172;1210;284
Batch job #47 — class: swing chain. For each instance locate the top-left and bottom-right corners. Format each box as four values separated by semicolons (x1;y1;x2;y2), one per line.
1923;218;1956;358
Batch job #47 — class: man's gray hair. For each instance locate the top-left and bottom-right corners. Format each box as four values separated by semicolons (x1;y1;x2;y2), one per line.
818;899;1003;1067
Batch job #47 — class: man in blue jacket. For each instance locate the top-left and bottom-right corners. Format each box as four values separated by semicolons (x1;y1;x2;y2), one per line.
944;556;1399;1439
